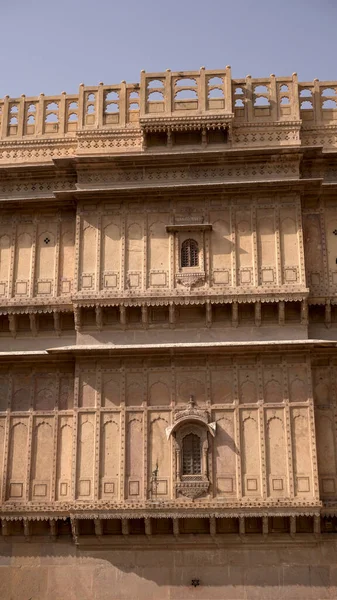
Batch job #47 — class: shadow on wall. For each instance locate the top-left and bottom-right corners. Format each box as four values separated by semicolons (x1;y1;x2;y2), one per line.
0;540;335;599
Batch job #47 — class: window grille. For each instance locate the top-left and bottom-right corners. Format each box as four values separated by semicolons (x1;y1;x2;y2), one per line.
182;433;201;475
181;239;199;267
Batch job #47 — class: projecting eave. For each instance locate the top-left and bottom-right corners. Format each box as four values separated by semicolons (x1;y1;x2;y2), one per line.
45;339;337;358
52;144;313;168
0;350;75;364
0;351;48;357
52;178;323;202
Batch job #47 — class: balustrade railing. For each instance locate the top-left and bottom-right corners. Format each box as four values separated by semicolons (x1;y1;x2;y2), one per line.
0;70;336;140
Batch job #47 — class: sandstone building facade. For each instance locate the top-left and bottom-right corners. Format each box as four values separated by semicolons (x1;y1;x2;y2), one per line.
0;68;337;598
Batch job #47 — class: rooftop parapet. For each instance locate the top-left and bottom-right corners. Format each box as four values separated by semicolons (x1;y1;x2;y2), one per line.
140;67;232;120
0;70;336;155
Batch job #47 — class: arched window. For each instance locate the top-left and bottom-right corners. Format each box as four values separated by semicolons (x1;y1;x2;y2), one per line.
181;239;199;267
182;433;201;475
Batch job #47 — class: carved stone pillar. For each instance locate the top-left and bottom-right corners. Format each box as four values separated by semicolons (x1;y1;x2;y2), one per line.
8;313;16;338
145;518;152;536
325;301;331;329
94;519;103;537
53;311;61;336
29;313;37;336
173;519;179;536
120;305;126;328
74;306;81;332
278;301;285;326
232;302;238;328
122;519;129;535
255;301;261;327
95;306;103;331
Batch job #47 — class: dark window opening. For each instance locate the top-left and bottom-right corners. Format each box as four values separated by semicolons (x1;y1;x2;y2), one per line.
207;128;228;144
173;130;201;146
181;239;199;268
182;433;201;475
179;518;210;534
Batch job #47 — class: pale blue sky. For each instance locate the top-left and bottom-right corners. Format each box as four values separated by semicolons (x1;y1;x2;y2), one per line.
1;0;337;98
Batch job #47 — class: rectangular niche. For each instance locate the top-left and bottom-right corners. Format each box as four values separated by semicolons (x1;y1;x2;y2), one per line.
296;476;310;493
103;273;118;289
37;281;52;295
8;482;23;498
101;478;118;497
128;480;140;496
217;476;234;494
261;268;274;283
149;271;167;287
81;274;93;289
284;268;297;282
78;479;91;497
128;272;141;288
213;270;230;285
32;482;48;498
60;280;71;294
15;281;28;295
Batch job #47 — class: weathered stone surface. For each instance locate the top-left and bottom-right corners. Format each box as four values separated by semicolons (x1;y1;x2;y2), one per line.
1;68;337;598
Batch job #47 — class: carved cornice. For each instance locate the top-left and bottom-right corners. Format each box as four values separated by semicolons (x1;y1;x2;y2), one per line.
0;138;77;164
0;301;72;314
72;291;309;307
0;292;309;317
0;499;322;519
